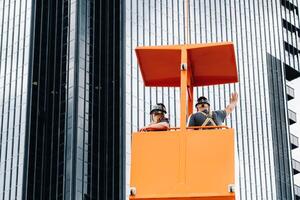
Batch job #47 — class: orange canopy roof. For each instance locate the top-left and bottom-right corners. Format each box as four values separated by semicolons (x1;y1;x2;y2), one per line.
135;42;238;87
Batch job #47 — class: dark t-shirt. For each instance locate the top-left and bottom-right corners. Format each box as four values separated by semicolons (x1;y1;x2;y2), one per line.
159;117;169;123
187;110;227;126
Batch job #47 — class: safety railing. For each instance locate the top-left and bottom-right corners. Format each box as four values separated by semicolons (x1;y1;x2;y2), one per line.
291;133;299;149
286;85;295;100
293;159;300;175
138;126;230;132
295;185;300;199
168;125;229;131
288;109;297;125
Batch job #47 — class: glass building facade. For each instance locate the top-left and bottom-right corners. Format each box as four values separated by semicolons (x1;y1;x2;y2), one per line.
0;0;32;199
0;0;125;200
125;0;300;199
1;0;300;199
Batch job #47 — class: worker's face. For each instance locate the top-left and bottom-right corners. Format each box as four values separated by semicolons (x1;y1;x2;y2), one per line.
152;112;164;123
197;103;210;112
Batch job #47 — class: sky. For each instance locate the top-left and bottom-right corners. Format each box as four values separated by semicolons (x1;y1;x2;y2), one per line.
289;78;300;186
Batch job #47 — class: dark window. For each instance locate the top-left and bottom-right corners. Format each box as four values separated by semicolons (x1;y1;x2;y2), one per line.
282;19;300;36
284;63;300;81
281;0;299;15
284;42;300;55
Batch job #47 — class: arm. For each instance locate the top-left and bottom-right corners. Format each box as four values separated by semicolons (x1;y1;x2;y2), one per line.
139;122;170;131
187;114;194;127
225;92;238;116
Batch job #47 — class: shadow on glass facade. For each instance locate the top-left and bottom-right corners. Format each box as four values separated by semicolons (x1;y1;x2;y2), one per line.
267;53;292;199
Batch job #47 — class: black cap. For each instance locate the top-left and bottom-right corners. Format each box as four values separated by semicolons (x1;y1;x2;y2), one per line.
195;96;210;107
150;103;167;114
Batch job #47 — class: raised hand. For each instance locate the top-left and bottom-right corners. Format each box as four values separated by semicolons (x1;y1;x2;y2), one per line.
225;92;238;115
230;92;238;104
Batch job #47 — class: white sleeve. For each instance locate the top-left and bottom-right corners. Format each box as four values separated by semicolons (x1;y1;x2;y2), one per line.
186;114;193;126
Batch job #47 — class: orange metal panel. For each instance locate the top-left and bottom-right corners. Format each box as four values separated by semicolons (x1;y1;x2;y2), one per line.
187;44;237;86
135;43;238;87
180;49;188;131
136;49;182;86
130;129;235;200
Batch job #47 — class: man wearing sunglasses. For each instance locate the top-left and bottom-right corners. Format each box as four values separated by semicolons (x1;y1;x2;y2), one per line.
139;103;170;131
187;92;238;127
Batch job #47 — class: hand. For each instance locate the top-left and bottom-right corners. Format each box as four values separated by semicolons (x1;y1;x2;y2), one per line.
139;127;148;132
230;92;238;103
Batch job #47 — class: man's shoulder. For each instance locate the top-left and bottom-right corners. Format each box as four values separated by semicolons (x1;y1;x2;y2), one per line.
213;109;226;114
190;112;199;117
213;110;227;119
190;112;207;119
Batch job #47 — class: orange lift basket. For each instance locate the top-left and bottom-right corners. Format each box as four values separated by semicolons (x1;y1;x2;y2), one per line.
130;42;238;200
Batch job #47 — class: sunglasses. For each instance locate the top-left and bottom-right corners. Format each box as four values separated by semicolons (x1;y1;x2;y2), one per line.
199;103;209;107
153;112;163;115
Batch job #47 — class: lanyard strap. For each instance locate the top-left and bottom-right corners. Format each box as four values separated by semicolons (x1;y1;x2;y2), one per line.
198;111;217;126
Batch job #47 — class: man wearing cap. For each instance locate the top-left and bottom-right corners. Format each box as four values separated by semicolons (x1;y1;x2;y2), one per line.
187;92;238;127
140;103;170;131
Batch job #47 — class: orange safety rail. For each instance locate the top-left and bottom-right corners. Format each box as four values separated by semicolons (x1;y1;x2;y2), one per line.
130;129;235;200
167;126;229;131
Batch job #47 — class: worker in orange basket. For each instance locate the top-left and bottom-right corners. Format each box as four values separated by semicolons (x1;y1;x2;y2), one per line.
140;103;170;131
187;92;238;127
